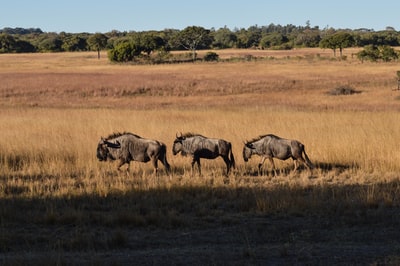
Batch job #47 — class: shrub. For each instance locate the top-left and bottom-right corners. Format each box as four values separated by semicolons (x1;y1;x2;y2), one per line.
357;45;398;62
380;45;398;62
108;41;142;62
203;51;219;62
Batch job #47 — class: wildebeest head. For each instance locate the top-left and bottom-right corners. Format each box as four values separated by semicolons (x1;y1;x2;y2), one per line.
242;142;254;162
172;133;185;155
96;138;121;161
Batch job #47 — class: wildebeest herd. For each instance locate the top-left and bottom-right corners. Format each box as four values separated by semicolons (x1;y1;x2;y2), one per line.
97;132;314;175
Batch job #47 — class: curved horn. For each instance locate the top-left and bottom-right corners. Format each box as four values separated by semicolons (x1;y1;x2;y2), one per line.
105;140;121;149
244;141;253;148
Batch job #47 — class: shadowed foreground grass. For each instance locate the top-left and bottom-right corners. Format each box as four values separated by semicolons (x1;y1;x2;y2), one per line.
1;174;400;265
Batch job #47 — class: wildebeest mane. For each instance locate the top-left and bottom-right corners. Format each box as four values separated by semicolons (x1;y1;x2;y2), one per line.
105;132;142;140
181;132;206;138
246;134;279;144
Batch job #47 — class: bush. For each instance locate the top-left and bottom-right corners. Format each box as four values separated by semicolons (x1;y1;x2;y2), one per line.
357;45;398;62
108;41;142;62
380;45;398;62
203;52;219;62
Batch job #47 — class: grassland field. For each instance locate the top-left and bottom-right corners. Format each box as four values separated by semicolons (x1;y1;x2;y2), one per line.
1;48;400;265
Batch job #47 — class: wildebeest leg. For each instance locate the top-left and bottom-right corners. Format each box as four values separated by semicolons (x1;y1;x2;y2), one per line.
269;158;278;176
196;158;201;175
152;158;159;175
117;160;127;172
222;156;231;175
191;157;201;175
118;161;130;176
258;157;267;175
293;159;299;172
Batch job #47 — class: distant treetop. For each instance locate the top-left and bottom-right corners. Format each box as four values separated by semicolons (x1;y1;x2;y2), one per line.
0;27;43;35
1;25;399;63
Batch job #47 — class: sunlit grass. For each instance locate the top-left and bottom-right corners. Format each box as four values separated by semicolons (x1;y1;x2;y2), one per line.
1;49;399;110
1;106;399;200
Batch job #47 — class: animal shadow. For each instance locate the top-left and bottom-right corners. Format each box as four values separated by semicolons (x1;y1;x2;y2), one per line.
314;161;355;174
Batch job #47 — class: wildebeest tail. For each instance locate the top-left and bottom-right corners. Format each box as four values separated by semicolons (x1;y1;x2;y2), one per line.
302;147;314;169
160;143;171;172
229;143;235;169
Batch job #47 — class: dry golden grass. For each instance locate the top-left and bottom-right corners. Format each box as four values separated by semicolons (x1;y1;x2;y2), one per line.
1;48;399;110
1;49;400;264
1;49;399;181
1;107;399;189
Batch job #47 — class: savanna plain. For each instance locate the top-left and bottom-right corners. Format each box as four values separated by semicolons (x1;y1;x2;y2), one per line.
1;48;400;265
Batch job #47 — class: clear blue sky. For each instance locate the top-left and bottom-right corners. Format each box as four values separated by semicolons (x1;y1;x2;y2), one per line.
1;0;399;33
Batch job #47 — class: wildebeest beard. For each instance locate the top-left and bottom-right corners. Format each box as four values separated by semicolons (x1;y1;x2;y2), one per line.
96;145;107;161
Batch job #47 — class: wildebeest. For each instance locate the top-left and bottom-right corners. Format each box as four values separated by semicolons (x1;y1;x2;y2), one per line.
172;133;235;175
97;132;170;174
243;134;314;175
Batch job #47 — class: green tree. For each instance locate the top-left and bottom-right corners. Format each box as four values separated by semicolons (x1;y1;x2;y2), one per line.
159;29;179;51
320;32;355;57
356;45;380;62
212;26;237;49
38;35;63;52
380;45;398;62
174;26;212;61
87;33;108;59
245;25;262;48
139;32;165;55
234;26;262;48
0;33;16;52
357;45;398;62
203;51;219;61
235;28;250;48
260;32;288;48
295;29;321;47
108;40;142;62
62;35;87;51
14;40;35;53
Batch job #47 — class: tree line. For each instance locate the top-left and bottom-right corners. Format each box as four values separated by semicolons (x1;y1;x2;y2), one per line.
1;24;399;62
